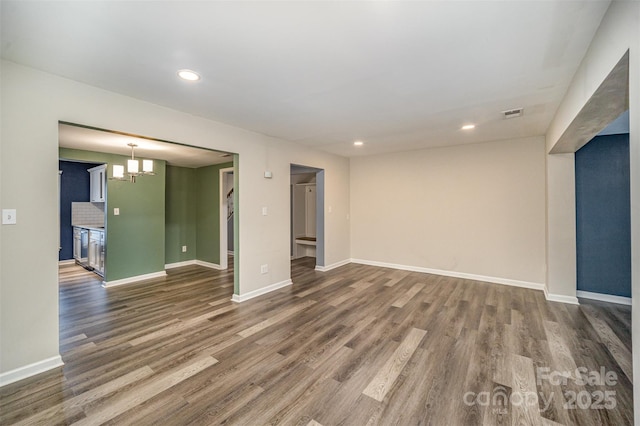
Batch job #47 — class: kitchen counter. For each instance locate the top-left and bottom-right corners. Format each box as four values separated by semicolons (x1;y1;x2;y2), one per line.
74;225;105;231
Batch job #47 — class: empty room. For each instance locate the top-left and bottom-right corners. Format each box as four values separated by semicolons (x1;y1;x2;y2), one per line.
0;1;638;425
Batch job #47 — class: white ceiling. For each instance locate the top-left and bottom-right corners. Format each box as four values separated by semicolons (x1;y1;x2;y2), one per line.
59;124;232;168
1;1;611;158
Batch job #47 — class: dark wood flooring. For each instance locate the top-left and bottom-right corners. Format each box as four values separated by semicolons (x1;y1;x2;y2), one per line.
0;258;633;425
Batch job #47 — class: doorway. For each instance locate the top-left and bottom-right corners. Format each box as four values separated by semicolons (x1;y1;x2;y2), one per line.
219;167;235;270
58;122;238;286
575;111;631;303
290;164;325;270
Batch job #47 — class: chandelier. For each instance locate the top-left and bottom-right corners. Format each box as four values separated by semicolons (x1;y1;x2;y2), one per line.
112;143;154;183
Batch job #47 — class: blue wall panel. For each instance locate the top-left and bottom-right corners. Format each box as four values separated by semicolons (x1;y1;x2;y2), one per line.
575;134;631;297
59;160;101;261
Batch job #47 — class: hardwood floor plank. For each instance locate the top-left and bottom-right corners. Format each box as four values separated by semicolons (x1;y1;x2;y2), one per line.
103;391;189;426
580;303;633;383
60;333;88;346
391;282;425;308
76;356;217;425
14;366;154;426
237;299;317;338
543;320;579;375
510;353;543;426
362;327;427;401
294;276;344;298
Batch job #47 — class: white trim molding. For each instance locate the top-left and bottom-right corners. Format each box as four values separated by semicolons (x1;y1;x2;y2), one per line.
544;287;580;305
350;258;545;291
315;258;351;272
576;290;632;306
195;260;223;270
0;355;64;387
102;271;167;288
165;260;224;270
231;279;293;303
165;260;197;269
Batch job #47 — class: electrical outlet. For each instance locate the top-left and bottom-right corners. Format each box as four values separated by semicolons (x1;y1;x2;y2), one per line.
182;246;187;253
261;264;268;274
114;208;120;216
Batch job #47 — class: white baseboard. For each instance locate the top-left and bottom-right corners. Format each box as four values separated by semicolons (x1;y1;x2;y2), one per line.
165;260;196;269
315;258;351;272
195;260;223;270
544;286;580;305
164;260;224;270
577;290;631;306
58;259;76;265
0;355;64;387
227;251;234;256
231;279;293;303
102;271;167;288
350;258;545;291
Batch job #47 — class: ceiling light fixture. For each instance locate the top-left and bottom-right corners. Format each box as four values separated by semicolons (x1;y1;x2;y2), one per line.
177;69;201;81
112;143;155;183
354;141;364;146
461;124;476;130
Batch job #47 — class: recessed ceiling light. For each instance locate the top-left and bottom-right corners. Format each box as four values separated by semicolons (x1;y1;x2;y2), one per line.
177;69;201;81
354;141;364;146
461;124;475;130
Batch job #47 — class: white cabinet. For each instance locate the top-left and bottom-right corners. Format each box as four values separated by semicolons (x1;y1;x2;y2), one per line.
88;165;107;202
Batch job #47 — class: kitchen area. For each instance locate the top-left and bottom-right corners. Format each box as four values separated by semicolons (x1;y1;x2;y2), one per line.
58;122;236;286
60;161;107;277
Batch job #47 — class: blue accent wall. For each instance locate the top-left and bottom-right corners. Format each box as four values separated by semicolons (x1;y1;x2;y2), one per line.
59;160;101;260
575;134;631;297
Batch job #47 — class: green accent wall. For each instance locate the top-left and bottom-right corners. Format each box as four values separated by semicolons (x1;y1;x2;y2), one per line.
165;166;197;264
59;148;166;282
195;163;232;264
165;162;232;266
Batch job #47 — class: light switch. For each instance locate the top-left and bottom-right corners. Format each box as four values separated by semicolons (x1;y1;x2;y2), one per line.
2;209;17;225
114;208;120;216
262;207;268;216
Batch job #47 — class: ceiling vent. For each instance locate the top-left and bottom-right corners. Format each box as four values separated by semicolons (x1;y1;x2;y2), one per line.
502;108;524;119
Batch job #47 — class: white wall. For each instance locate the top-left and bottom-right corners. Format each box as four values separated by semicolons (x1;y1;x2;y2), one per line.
350;136;546;286
0;60;350;379
545;0;639;416
544;153;577;304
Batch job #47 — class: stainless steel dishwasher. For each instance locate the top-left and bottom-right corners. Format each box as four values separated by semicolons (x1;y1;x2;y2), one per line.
73;227;89;267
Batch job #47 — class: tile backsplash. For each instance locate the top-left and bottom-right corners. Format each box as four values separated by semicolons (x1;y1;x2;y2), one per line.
72;202;105;227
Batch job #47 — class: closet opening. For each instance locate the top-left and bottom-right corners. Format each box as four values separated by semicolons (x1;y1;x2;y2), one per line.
290;164;325;271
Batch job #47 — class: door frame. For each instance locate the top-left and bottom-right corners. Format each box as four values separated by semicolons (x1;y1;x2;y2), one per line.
219;167;234;270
